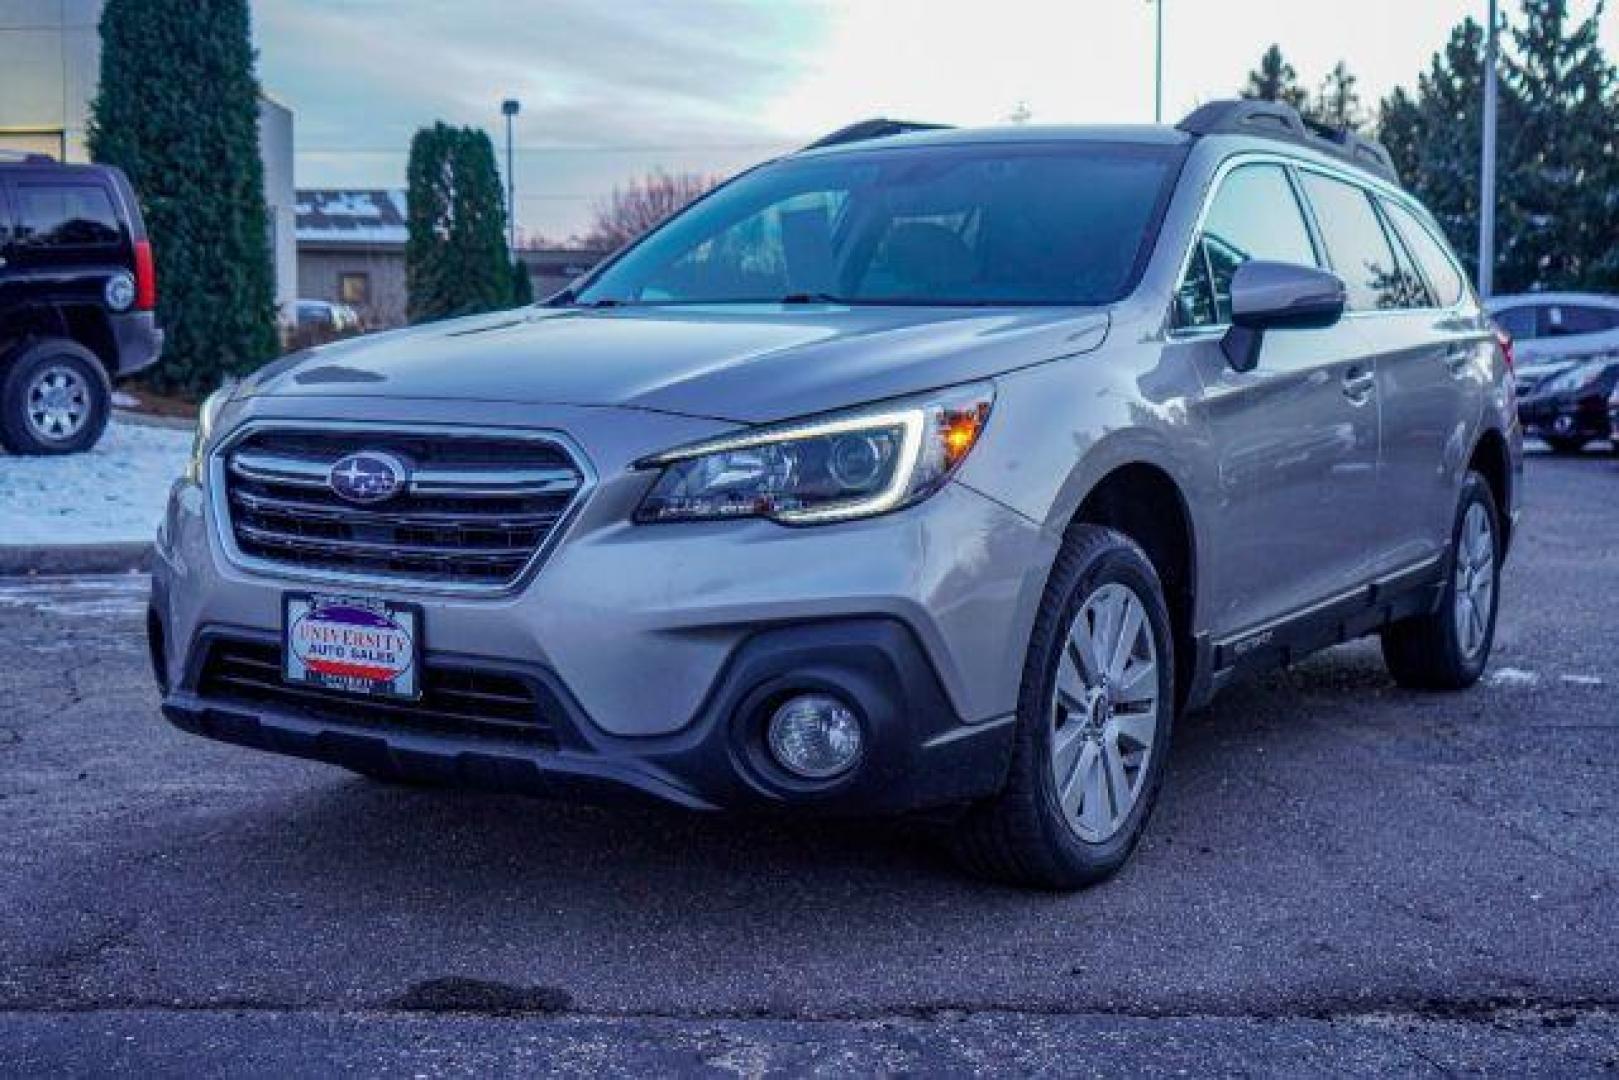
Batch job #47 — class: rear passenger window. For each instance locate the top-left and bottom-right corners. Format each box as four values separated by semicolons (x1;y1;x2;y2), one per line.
1543;304;1619;336
1175;164;1317;328
1382;199;1466;307
12;184;122;249
1297;172;1410;311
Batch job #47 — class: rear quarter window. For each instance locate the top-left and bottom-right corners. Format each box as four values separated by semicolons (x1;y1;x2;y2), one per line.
1381;198;1467;307
13;183;123;249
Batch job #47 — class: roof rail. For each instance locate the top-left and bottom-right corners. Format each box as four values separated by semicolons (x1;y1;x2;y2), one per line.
801;118;951;152
0;150;58;164
1176;99;1398;184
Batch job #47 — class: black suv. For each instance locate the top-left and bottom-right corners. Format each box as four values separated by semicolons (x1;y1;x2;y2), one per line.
0;155;162;454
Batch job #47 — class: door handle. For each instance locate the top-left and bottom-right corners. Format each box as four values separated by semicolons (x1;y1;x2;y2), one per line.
1342;367;1376;400
1443;346;1472;375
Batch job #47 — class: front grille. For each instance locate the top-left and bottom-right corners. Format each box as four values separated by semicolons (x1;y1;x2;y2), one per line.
198;638;558;746
220;427;585;587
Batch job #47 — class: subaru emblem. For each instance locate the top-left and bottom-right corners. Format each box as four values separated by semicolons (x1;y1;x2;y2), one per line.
328;451;409;504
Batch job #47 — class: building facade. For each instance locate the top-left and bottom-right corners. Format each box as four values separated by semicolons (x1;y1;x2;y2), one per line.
0;0;297;319
296;189;410;329
296;187;605;328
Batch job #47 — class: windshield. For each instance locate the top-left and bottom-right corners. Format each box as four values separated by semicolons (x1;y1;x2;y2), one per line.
574;141;1186;307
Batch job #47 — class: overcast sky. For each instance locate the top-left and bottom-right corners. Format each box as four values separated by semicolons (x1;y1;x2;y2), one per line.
257;0;1616;244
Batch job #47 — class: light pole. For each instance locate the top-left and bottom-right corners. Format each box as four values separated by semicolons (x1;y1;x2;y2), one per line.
501;98;521;254
1150;0;1164;123
1478;0;1498;297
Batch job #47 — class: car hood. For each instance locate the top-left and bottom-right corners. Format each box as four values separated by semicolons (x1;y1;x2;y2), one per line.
240;304;1110;424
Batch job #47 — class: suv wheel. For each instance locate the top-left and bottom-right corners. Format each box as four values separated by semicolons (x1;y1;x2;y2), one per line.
1542;433;1587;455
0;340;113;455
1381;472;1501;690
951;525;1175;890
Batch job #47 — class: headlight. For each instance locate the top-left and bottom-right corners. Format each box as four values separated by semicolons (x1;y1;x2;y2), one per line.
183;387;231;485
1546;360;1612;395
635;383;995;525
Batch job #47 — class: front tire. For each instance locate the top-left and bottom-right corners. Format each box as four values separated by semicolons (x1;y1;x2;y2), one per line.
951;525;1175;890
1381;472;1502;691
0;340;112;455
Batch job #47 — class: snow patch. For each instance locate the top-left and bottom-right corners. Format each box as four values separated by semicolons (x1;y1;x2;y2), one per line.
0;574;149;618
1487;667;1540;688
0;420;192;545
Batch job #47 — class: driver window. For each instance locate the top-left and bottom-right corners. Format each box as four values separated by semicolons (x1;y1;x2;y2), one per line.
1176;164;1318;328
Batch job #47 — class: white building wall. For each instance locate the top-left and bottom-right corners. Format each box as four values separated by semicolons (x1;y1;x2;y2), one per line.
0;0;101;162
0;0;295;318
259;96;297;320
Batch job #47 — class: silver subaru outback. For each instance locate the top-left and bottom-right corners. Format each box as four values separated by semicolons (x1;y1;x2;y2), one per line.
150;101;1521;889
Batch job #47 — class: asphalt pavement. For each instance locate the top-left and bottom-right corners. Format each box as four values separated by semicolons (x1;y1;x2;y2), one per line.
2;446;1616;1076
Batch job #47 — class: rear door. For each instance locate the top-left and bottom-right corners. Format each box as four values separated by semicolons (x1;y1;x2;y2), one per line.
1170;161;1383;636
1361;192;1491;574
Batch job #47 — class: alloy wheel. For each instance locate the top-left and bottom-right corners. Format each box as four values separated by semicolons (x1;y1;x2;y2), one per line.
1049;582;1160;843
1453;502;1496;659
25;364;92;443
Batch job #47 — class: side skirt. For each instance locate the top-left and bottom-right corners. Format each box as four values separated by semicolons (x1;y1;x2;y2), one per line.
1190;557;1446;707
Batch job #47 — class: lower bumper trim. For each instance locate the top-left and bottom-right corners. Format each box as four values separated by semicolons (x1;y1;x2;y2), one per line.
161;617;1016;816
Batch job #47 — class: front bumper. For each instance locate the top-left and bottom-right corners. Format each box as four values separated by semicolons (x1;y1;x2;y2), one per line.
152;613;1014;814
149;399;1046;814
1518;391;1613;442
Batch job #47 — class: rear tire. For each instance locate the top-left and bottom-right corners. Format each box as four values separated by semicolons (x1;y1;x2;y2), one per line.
950;525;1175;890
1381;472;1501;691
0;339;112;455
1542;433;1587;455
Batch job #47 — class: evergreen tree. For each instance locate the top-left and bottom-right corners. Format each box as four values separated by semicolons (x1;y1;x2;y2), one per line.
1378;18;1497;271
1242;45;1308;109
405;123;514;323
510;259;535;305
1501;0;1618;290
1378;1;1618;293
88;0;279;397
1308;62;1365;131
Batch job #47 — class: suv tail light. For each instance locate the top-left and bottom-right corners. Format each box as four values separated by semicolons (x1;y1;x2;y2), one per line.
133;239;157;312
1493;326;1515;371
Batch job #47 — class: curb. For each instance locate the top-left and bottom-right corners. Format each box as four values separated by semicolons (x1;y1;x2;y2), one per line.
112;408;195;431
0;542;154;577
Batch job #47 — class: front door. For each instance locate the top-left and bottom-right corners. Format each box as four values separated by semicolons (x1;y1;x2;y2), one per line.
1170;162;1383;637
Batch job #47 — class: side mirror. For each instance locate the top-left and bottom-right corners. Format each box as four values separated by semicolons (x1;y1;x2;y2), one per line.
1221;260;1347;373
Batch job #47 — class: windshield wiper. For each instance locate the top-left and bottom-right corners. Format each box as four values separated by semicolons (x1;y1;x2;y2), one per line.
776;292;854;304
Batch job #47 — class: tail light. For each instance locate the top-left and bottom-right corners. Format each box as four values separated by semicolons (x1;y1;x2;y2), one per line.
1493;325;1515;371
133;239;157;312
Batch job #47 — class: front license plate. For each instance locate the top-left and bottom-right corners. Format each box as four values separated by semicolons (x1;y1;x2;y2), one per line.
283;593;422;700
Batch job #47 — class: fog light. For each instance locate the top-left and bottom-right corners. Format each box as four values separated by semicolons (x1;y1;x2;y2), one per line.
766;694;863;779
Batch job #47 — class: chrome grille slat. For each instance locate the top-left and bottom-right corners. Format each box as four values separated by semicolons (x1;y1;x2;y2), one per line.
230;450;581;498
229;488;563;530
219;425;588;589
235;524;535;563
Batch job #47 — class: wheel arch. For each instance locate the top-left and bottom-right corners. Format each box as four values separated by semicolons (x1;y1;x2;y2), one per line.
1467;425;1514;555
1059;454;1202;714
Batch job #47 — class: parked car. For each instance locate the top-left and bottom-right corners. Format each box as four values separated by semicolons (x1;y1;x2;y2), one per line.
150;101;1520;889
286;299;363;351
0;153;162;454
1514;353;1619;453
1486;293;1619;448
